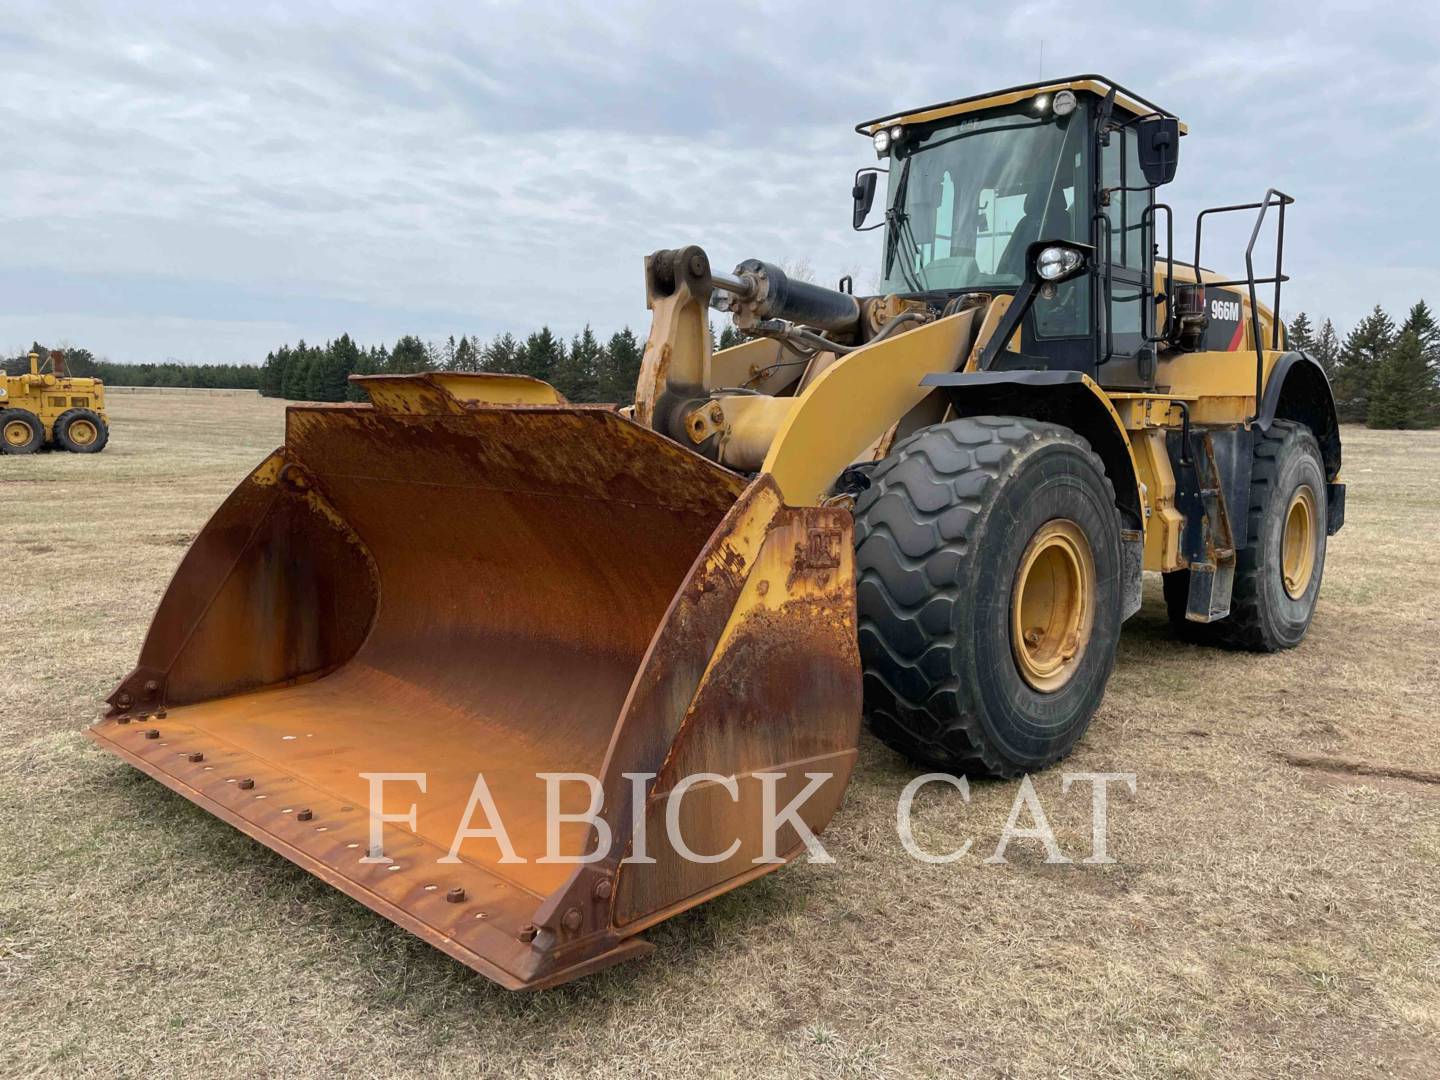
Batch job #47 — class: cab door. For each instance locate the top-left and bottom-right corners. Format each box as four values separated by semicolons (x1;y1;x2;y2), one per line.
1019;113;1094;374
1095;125;1157;388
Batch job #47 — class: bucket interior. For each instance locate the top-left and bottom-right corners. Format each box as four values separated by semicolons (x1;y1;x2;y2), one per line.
132;405;745;897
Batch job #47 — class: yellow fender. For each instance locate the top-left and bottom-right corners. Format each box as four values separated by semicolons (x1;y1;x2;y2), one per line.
762;308;980;506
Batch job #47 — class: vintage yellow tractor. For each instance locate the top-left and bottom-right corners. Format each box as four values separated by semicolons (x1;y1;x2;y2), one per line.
91;75;1342;989
1;350;109;453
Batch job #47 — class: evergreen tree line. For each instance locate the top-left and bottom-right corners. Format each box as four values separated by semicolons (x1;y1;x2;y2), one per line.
255;325;745;405
2;343;261;389
1287;300;1439;429
260;327;642;405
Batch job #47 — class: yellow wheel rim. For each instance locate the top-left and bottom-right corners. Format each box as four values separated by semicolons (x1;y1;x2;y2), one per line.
1011;519;1096;694
3;419;31;447
68;419;98;446
1281;485;1317;599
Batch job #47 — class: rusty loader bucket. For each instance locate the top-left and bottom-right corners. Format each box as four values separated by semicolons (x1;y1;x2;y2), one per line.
89;373;860;989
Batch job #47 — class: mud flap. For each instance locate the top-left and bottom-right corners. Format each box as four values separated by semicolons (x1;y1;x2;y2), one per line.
1176;431;1238;623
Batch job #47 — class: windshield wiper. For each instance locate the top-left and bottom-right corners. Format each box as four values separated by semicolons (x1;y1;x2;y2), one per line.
887;209;929;292
883;156;928;293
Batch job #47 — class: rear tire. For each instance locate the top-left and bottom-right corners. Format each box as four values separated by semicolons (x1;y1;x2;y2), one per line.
0;409;44;454
853;416;1123;777
54;408;109;453
1164;420;1326;650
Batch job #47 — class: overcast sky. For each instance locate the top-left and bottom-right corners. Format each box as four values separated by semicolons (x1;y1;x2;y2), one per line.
4;1;1438;364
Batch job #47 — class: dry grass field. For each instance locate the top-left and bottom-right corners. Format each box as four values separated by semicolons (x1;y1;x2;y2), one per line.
1;393;1437;1078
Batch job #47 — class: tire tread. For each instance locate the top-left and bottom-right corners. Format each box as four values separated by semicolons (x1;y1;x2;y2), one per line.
855;415;1116;776
53;407;109;453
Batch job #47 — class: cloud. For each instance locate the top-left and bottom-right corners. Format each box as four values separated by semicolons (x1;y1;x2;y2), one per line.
2;0;1438;363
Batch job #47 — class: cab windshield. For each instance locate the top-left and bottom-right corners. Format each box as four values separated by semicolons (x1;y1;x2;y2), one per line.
880;105;1087;294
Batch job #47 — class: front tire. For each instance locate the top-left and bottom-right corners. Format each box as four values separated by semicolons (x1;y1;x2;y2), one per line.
1164;420;1326;650
0;409;44;454
854;416;1123;777
54;408;109;453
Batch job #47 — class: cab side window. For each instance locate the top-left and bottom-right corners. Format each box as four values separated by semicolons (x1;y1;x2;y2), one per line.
1102;129;1151;269
1101;129;1153;354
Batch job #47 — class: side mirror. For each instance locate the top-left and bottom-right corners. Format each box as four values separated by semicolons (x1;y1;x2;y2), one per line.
852;171;878;230
1136;116;1180;186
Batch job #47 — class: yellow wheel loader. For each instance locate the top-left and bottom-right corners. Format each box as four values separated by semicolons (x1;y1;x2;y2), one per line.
1;351;109;453
90;75;1344;989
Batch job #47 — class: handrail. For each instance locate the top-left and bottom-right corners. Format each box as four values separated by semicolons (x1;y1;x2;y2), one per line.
1092;211;1115;363
1192;189;1294;422
1142;202;1174;344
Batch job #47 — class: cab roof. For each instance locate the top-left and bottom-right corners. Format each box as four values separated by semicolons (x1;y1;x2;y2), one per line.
856;74;1187;137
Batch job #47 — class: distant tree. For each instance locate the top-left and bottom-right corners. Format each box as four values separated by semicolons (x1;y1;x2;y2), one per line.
1287;311;1314;352
1333;305;1395;422
780;257;816;283
303;346;327;401
1399;299;1439;357
718;324;743;350
1314;318;1340;378
294;341;330;401
58;346;97;376
451;335;480;372
2;342;49;375
598;327;643;405
282;340;311;399
347;344;380;401
260;346;290;397
310;334;360;401
1367;330;1435;429
389;335;430;374
554;325;602;401
518;327;564;384
1399;301;1440;424
480;333;521;373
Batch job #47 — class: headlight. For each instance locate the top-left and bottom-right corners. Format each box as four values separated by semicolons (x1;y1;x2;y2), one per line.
1036;245;1084;281
872;128;891;155
1052;89;1077;117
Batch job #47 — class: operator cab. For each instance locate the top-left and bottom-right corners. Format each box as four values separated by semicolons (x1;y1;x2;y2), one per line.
854;76;1184;388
